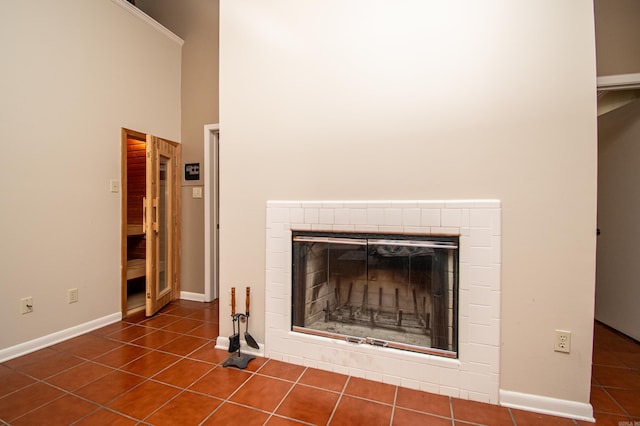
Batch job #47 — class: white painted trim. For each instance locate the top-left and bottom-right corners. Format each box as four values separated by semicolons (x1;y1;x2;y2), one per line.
0;312;122;363
204;124;220;302
500;389;594;423
110;0;184;46
180;291;206;302
597;73;640;91
215;336;265;357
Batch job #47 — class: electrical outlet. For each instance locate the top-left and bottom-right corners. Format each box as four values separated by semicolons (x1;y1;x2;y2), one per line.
68;288;79;304
21;297;33;314
555;330;571;353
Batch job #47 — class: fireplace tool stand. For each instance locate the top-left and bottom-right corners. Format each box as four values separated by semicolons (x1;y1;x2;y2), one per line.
223;288;255;369
222;314;255;370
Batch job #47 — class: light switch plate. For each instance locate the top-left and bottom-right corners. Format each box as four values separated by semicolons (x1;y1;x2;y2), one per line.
110;179;120;193
192;187;203;199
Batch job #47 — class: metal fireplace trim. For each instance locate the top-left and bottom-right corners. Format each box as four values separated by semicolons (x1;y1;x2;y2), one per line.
291;326;458;358
291;230;459;358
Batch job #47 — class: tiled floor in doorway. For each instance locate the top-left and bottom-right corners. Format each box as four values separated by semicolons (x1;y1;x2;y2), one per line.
1;299;639;425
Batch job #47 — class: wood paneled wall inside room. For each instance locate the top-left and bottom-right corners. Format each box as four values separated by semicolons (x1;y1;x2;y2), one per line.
127;138;146;260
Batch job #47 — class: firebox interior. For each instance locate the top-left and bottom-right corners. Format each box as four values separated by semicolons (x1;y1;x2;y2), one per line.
292;231;459;357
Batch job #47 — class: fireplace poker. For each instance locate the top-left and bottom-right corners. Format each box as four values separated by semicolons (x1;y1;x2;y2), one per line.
228;287;240;353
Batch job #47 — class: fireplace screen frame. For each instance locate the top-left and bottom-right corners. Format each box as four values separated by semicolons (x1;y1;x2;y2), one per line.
291;231;459;358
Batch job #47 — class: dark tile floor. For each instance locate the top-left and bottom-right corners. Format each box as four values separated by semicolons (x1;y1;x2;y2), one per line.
1;299;638;425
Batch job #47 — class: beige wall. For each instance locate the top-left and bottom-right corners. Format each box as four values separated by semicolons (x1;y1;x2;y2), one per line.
594;0;640;76
0;1;181;349
219;0;597;404
596;99;640;340
136;0;220;294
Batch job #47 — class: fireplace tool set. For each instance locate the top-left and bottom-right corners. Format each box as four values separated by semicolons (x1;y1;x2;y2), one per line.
223;286;259;369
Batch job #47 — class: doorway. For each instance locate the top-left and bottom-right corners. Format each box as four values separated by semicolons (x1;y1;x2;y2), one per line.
204;124;220;301
121;128;182;318
595;74;640;341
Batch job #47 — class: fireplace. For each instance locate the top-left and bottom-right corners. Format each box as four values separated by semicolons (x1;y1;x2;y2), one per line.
265;200;501;403
291;231;459;357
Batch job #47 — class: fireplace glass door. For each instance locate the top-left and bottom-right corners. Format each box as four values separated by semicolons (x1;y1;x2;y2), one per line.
292;232;458;357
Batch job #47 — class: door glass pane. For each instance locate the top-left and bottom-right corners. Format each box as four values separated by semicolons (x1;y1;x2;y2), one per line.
158;156;169;293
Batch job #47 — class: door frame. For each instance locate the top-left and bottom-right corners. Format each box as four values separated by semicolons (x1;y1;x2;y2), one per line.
204;124;220;302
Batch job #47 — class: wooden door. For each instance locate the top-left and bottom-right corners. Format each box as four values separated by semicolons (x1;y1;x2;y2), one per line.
145;135;181;316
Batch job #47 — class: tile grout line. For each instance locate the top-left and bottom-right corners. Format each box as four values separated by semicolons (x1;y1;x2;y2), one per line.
449;394;455;425
262;365;308;426
389;385;398;426
325;374;352;425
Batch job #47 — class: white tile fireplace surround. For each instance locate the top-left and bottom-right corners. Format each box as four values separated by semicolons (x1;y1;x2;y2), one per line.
265;200;501;404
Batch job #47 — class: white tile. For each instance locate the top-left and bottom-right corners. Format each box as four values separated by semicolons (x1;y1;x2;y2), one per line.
442;209;462;227
468;304;492;326
461;371;492;395
322;201;344;208
439;368;460;389
470;209;492;228
402;208;421;226
403;226;430;234
355;225;380;233
318;208;335;225
491;236;501;264
291;223;312;231
333;224;356;232
290;208;304;224
379;225;403;233
468;246;492;266
270;237;286;253
490;209;501;235
439;386;460;398
270;250;287;269
445;200;475;208
311;224;334;232
430;227;460;236
368;201;392;208
334;208;350;225
417;200;446;209
469;228;492;247
419;382;441;395
460;209;470;227
367;208;384;225
304;208;319;224
391;201;418;208
467;266;493;287
421;209;441;227
383;208;402;226
350;208;367;225
301;201;322;208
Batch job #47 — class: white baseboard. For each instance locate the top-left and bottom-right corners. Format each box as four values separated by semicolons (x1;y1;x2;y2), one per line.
180;291;206;302
500;389;594;422
0;312;122;363
215;336;265;358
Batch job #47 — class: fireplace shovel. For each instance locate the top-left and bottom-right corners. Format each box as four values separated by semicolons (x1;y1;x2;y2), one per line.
244;286;260;349
228;287;240;353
